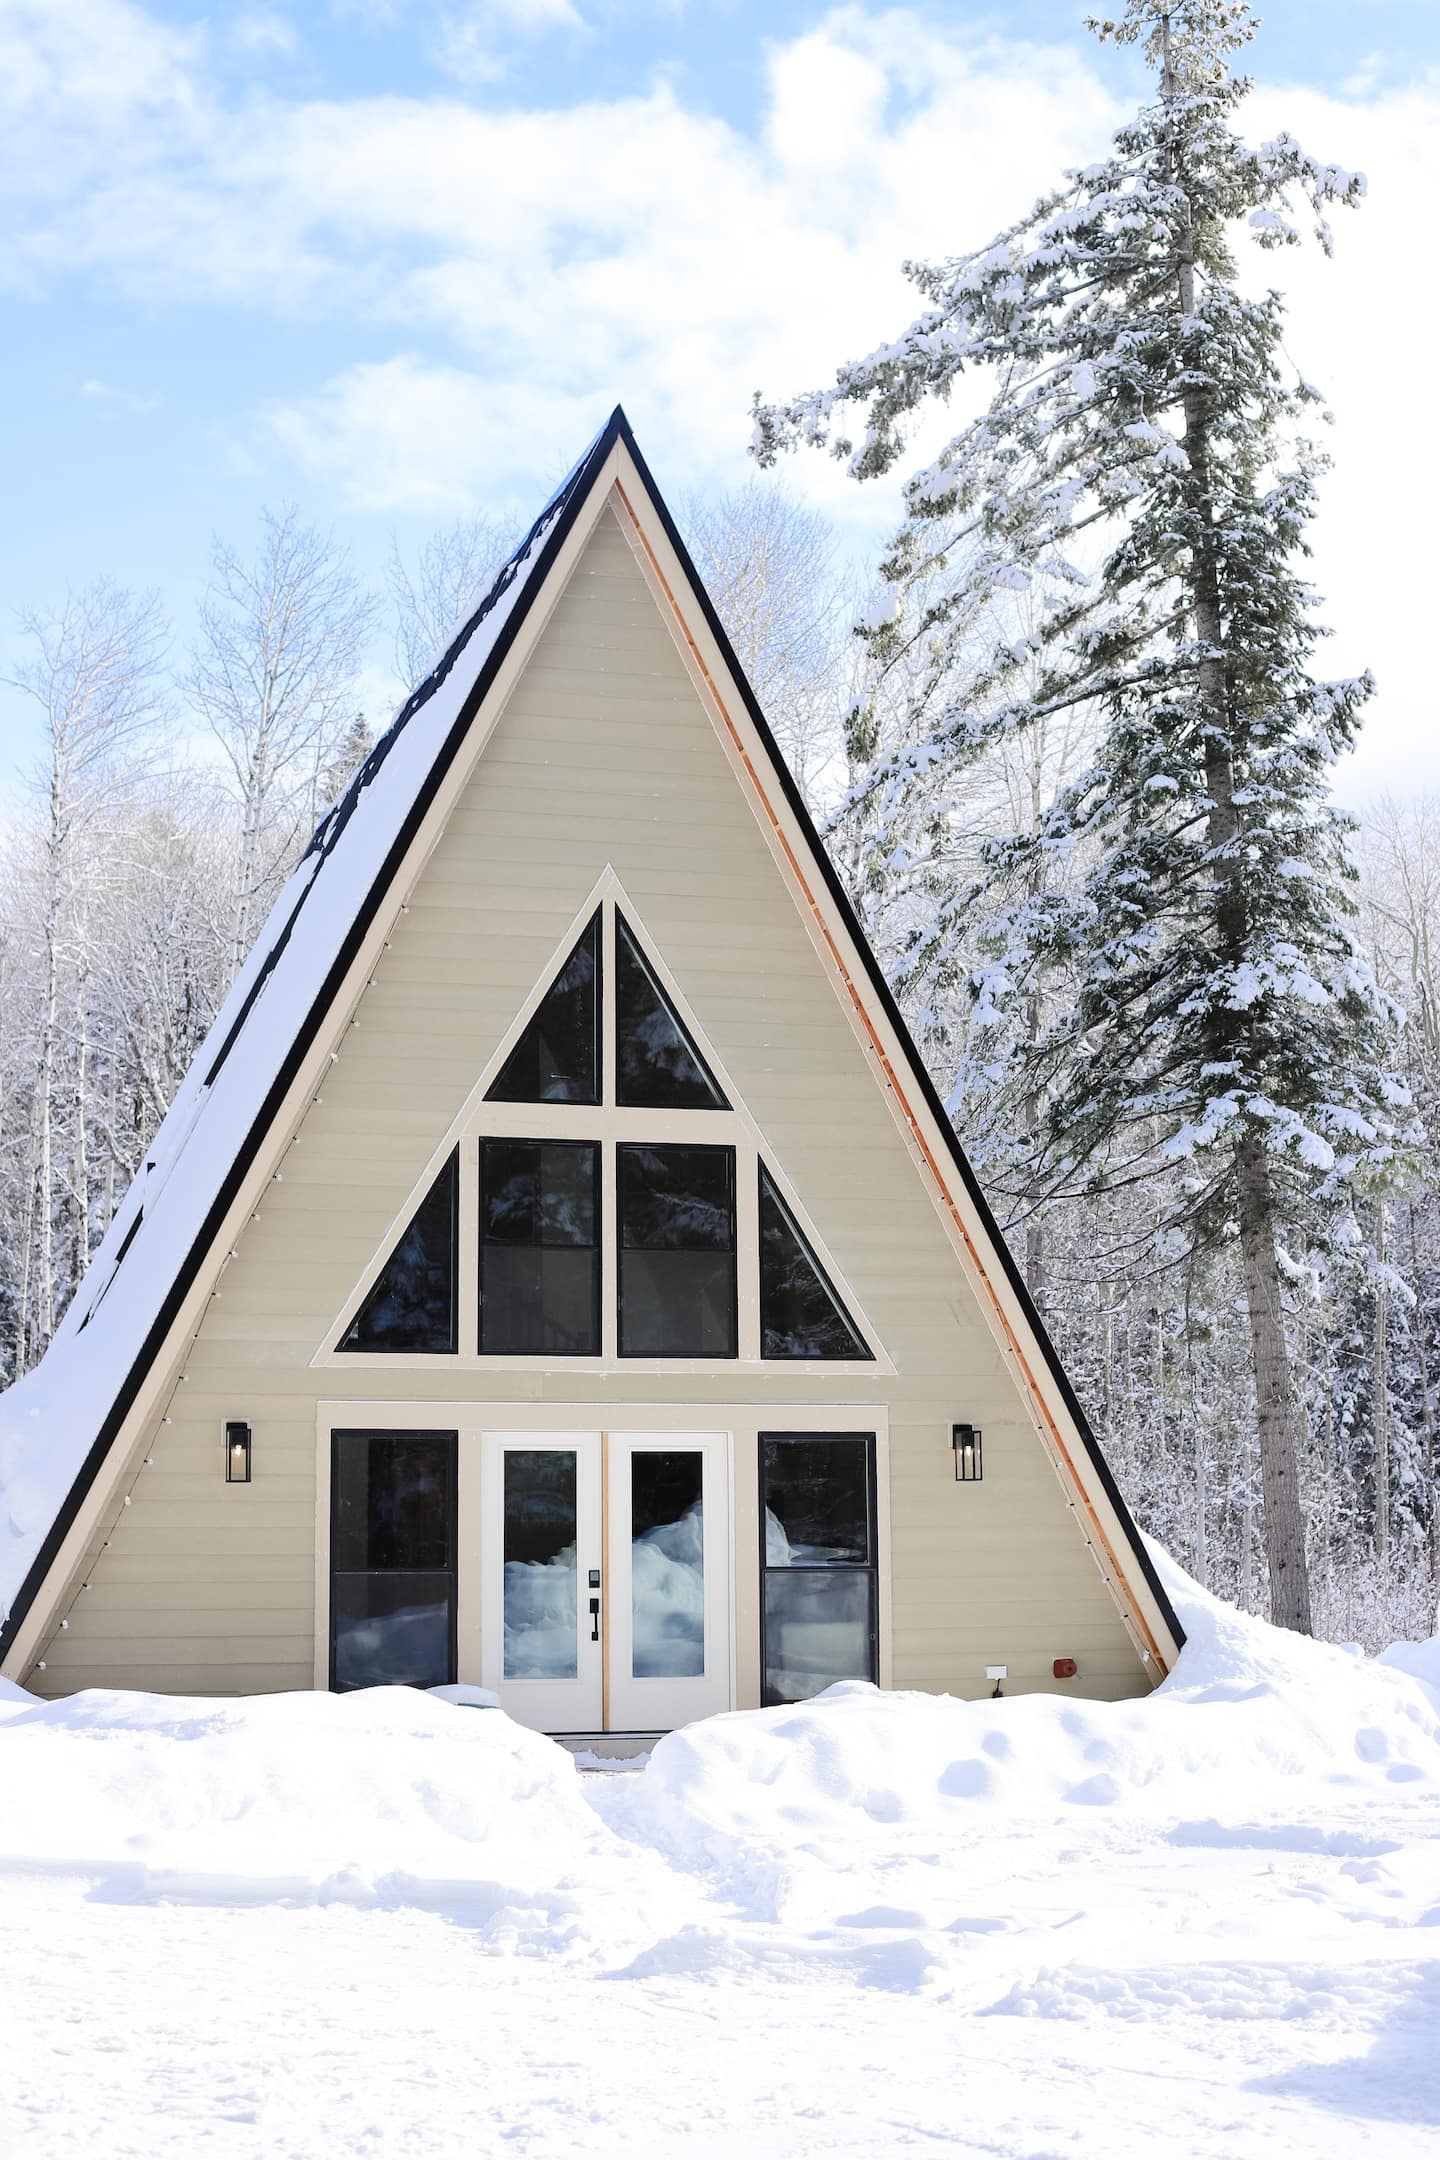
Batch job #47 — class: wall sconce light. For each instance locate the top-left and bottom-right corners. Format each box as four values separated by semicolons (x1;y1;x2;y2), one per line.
952;1422;983;1482
225;1421;252;1485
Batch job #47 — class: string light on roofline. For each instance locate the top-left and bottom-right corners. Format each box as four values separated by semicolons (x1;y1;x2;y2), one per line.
32;868;431;1684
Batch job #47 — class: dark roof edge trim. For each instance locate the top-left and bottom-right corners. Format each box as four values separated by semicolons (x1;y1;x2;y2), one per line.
0;409;627;1663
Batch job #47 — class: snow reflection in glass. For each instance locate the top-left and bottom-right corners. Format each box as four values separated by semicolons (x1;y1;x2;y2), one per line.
760;1435;876;1706
503;1450;579;1679
630;1452;705;1679
332;1582;452;1691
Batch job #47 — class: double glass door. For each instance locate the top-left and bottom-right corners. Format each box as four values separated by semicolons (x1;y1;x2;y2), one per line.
480;1430;731;1732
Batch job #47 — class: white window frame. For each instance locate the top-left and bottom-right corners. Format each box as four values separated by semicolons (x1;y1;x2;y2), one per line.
313;870;892;1376
313;1398;893;1708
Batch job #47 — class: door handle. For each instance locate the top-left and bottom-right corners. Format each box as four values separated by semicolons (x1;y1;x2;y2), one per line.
588;1596;600;1643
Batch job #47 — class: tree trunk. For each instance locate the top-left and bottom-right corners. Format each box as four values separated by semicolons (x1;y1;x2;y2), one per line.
35;884;60;1352
1235;1133;1313;1631
1409;1203;1440;1589
73;975;91;1290
1163;30;1315;1632
1374;1201;1390;1567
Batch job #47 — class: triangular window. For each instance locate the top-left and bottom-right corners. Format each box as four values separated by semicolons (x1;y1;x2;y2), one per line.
758;1164;870;1361
616;911;727;1109
340;1150;458;1353
487;910;600;1105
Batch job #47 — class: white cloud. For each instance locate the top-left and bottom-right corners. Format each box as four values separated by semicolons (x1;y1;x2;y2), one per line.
81;377;161;411
2;2;1437;790
482;0;584;24
265;355;592;511
231;9;299;56
426;0;588;85
1341;50;1384;99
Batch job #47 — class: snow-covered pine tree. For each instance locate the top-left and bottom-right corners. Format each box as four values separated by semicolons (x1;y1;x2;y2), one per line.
753;0;1414;1632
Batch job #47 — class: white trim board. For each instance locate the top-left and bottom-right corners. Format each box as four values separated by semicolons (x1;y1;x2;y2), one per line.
313;869;892;1377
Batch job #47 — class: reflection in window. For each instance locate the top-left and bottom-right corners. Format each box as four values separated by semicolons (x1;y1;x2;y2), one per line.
330;1430;456;1691
340;1151;458;1354
758;1165;870;1361
615;913;727;1109
618;1144;737;1358
760;1434;876;1705
503;1449;579;1679
480;1140;600;1354
486;910;600;1105
631;1451;704;1678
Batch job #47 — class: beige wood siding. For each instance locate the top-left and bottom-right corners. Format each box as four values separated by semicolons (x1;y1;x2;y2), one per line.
28;503;1148;1704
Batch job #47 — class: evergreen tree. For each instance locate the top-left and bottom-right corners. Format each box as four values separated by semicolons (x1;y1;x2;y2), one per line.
754;0;1414;1631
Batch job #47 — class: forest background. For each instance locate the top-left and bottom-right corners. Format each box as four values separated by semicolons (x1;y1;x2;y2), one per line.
3;0;1439;1650
5;466;1436;1651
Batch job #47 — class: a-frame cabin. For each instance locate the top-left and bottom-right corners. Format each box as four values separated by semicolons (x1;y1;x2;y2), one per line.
0;410;1182;1728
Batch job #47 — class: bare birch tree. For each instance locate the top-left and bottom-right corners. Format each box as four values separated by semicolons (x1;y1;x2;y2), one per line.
388;515;513;693
186;508;377;969
4;581;170;1370
683;485;849;811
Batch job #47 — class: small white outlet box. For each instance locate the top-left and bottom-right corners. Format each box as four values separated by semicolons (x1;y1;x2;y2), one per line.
985;1665;1008;1682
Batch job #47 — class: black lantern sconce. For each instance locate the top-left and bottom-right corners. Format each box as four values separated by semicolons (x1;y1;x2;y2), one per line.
952;1422;983;1482
224;1420;252;1485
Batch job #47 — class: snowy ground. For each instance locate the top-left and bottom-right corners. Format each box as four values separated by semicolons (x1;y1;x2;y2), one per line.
3;1557;1439;2158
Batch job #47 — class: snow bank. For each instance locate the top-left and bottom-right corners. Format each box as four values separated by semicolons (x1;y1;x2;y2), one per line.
1377;1636;1440;1698
1;1554;1436;1972
0;1686;598;1893
606;1550;1440;1884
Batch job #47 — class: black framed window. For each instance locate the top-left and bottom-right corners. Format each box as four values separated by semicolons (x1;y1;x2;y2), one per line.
616;911;727;1109
340;1150;458;1354
480;1138;600;1354
758;1163;871;1361
618;1142;737;1358
486;910;600;1105
330;1429;457;1691
759;1433;877;1706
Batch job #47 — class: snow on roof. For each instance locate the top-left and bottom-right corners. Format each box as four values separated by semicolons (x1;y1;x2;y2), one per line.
0;418;613;1628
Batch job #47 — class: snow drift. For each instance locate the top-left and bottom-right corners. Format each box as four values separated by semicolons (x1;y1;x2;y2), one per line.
0;1551;1435;1967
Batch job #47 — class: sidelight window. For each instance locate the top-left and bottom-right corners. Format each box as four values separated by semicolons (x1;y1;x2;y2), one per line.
330;1429;457;1690
759;1433;877;1705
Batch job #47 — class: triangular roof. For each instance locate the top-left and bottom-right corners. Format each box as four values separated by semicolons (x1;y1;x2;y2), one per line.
0;407;1183;1675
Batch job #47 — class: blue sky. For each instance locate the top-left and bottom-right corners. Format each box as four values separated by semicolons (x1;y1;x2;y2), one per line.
3;0;1438;802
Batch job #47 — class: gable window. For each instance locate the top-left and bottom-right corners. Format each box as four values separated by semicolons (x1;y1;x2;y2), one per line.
618;1143;737;1358
758;1164;871;1361
480;1139;600;1355
486;909;600;1105
616;911;727;1109
328;894;876;1366
340;1150;458;1354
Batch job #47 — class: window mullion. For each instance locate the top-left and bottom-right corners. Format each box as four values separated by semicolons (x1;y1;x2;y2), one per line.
601;1138;618;1360
736;1147;760;1361
457;1133;479;1356
602;899;617;1109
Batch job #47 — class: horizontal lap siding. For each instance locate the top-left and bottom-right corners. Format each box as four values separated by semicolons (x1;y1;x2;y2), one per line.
33;504;1146;1702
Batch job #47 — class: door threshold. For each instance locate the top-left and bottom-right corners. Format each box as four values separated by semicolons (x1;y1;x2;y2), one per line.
554;1731;661;1765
